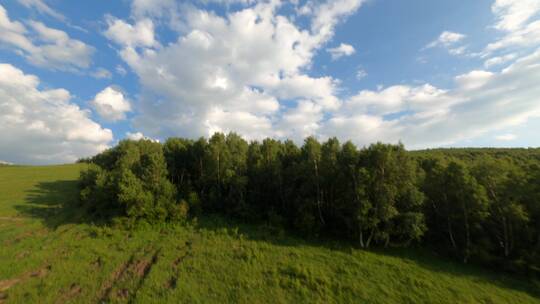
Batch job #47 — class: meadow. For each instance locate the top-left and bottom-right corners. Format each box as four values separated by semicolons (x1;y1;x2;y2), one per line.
0;164;539;303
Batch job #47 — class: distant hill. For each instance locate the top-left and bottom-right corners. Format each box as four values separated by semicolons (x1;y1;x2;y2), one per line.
410;147;540;165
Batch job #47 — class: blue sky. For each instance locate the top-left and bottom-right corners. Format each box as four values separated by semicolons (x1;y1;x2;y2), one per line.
1;0;540;164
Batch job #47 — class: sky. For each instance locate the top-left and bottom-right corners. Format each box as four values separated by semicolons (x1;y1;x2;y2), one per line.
1;0;540;164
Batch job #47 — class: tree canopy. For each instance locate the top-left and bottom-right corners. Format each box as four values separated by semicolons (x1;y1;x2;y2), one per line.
80;134;540;275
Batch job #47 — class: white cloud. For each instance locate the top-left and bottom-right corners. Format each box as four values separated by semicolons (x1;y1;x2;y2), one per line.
106;0;364;141
484;53;517;68
327;43;355;60
426;31;466;48
17;0;65;22
448;46;467;56
102;0;540;150
126;131;159;142
495;133;516;141
328;49;540;148
321;114;393;146
492;0;540;32
116;65;127;76
483;0;540;55
345;84;447;116
90;86;132;122
276;100;324;141
356;69;367;80
0;63;112;164
454;70;494;90
0;5;94;70
126;131;145;140
91;67;112;79
131;0;176;18
104;17;157;48
485;20;540;52
307;0;365;43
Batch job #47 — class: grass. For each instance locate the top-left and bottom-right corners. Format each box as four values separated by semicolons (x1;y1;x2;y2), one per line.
0;164;539;303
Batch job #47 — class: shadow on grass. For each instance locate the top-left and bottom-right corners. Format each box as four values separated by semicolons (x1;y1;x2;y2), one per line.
13;181;540;299
194;214;540;300
373;246;540;299
14;180;95;229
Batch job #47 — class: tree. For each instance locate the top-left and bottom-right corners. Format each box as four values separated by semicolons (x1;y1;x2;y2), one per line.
163;137;193;191
359;143;425;247
204;133;229;211
247;138;283;221
320;137;341;230
80;134;540;274
335;141;369;246
279;139;302;227
80;139;181;222
223;133;249;215
433;161;489;263
295;137;325;234
472;157;529;258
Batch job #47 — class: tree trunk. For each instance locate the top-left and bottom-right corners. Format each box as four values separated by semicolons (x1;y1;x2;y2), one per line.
359;224;365;248
503;215;509;257
366;228;375;248
509;221;514;254
314;159;325;225
463;204;470;264
217;152;221;201
448;216;457;250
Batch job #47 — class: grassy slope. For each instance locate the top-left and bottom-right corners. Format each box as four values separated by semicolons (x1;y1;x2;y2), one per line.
0;165;539;304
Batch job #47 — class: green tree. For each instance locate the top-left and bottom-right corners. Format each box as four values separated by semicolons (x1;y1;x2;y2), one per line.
295;137;324;234
473;157;529;258
80;139;180;222
359;143;425;247
432;161;489;263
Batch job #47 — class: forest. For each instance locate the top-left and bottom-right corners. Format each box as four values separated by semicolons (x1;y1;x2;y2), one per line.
79;133;540;276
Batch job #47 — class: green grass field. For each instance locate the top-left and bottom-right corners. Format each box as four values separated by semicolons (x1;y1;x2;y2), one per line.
0;165;539;303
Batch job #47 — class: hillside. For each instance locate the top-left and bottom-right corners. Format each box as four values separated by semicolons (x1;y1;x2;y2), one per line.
0;165;539;303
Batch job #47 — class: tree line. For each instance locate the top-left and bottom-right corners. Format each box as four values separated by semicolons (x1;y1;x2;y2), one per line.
79;133;540;275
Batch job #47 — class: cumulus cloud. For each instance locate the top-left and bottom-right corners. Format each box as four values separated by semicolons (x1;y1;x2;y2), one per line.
0;5;94;70
276;100;324;141
327;43;355;60
126;131;159;142
327;49;540;148
345;84;447;116
0;63;112;164
454;70;494;90
90;86;132;122
100;0;540;150
104;16;157;48
104;0;364;141
305;0;365;43
126;131;145;140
